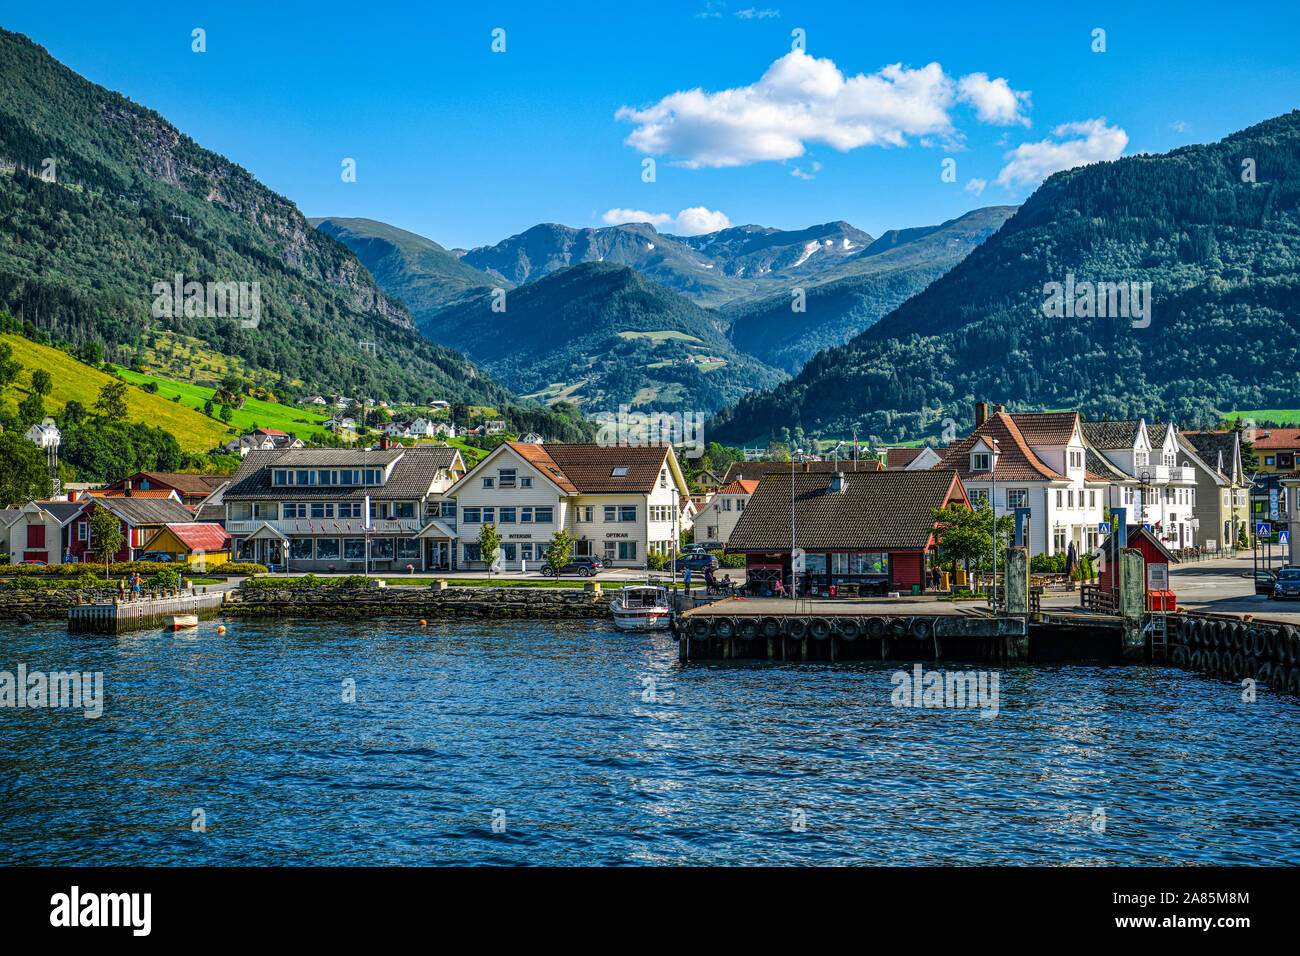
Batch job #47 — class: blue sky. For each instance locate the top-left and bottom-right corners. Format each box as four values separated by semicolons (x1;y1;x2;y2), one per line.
6;1;1300;248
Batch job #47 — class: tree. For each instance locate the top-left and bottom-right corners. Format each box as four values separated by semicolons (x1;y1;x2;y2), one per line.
16;390;45;429
0;432;47;506
89;505;124;577
545;528;573;577
29;369;52;396
203;399;214;417
220;404;233;423
477;522;502;582
95;380;129;421
0;342;20;388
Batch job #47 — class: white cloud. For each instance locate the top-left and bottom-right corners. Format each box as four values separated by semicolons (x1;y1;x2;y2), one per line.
601;206;732;235
735;7;780;17
965;177;987;196
956;73;1030;126
791;160;822;180
616;51;1029;169
995;118;1128;188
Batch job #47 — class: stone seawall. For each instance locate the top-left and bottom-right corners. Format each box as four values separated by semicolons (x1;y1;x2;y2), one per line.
225;585;613;620
0;588;117;621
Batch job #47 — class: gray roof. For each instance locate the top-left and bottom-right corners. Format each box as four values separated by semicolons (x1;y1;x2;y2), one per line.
1080;419;1143;449
1085;447;1132;480
1182;431;1240;478
100;497;196;525
727;470;965;553
32;501;90;525
225;446;460;501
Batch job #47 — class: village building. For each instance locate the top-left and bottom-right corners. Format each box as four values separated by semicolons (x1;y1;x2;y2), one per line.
3;500;87;564
224;428;304;457
141;523;231;566
1080;420;1200;549
726;469;969;596
1248;427;1300;475
692;479;757;549
1177;430;1249;550
222;444;466;572
446;442;689;571
883;446;943;470
99;471;232;508
937;406;1108;558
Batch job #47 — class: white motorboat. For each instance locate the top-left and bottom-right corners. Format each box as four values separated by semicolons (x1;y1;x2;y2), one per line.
611;585;672;632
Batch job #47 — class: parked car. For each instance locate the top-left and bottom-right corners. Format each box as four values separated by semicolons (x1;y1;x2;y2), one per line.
1270;567;1300;600
674;552;719;572
15;559;47;567
140;551;180;563
1255;569;1279;596
540;555;604;577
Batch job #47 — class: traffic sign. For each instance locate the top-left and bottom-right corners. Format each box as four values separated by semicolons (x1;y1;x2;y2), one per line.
1257;523;1271;537
1098;521;1111;534
1281;531;1290;547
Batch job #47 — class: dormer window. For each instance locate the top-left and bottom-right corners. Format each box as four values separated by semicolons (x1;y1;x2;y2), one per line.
972;453;991;471
1069;450;1083;470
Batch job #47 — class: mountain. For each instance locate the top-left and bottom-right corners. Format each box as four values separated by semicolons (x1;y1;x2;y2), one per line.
0;28;515;408
723;207;1017;372
418;261;785;413
709;112;1300;447
310;217;506;314
458;219;875;308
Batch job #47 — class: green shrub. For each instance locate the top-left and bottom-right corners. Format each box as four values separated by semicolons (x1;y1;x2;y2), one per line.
7;576;41;590
217;562;268;576
147;568;181;590
647;552;668;571
709;549;746;569
340;574;367;588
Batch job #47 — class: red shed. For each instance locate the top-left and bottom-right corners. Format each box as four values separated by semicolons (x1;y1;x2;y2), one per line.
1097;524;1180;609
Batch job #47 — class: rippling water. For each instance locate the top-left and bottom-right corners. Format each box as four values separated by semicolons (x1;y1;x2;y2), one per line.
2;618;1298;865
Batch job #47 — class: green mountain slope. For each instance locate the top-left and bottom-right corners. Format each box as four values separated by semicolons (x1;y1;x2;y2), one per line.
0;28;515;408
311;216;507;314
723;207;1017;372
419;261;786;413
709;112;1300;446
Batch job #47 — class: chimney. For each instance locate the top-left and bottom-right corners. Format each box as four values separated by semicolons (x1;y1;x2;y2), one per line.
828;471;846;494
803;461;810;473
994;404;1005;415
377;436;391;450
975;402;989;427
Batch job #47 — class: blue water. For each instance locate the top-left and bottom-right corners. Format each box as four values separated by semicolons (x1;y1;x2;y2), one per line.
1;618;1298;865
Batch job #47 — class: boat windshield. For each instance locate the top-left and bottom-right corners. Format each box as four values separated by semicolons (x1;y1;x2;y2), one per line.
620;588;664;608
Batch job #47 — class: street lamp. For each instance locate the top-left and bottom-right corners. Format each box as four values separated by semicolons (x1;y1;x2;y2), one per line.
790;448;804;601
989;438;1000;611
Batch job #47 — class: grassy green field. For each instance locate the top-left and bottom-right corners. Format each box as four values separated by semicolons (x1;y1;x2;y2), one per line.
616;330;703;344
1;334;231;451
1228;409;1300;425
111;365;336;441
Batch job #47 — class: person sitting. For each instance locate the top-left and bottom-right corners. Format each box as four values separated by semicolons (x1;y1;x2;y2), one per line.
704;565;718;592
773;577;785;598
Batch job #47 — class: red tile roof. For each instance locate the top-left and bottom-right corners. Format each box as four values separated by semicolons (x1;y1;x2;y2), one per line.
936;412;1065;481
1252;428;1300;449
884;447;924;467
716;479;759;495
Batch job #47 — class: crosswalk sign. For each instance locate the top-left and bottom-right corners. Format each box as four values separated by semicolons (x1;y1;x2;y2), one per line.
1257;523;1271;536
1282;531;1290;547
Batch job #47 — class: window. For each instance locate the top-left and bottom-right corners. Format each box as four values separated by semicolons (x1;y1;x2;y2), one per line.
604;541;617;560
971;489;989;507
520;477;532;488
338;502;362;518
534;507;553;524
618;541;637;560
498;507;516;523
1089;490;1096;508
290;538;313;560
1069;450;1083;470
604;506;617;522
1266;456;1275;466
502;544;517;562
1055;489;1063;508
521;544;534;561
578;506;594;522
660;470;668;488
440;501;456;519
273;471;287;486
481;508;494;524
318;470;335;486
1053;527;1066;553
972;453;991;471
317;538;340;560
498;469;516;488
463;508;481;523
396;538;421;560
520;507;533;523
77;521;88;542
296;470;312;486
464;544;482;562
1007;489;1028;510
253;502;278;520
620;506;636;522
721;498;732;511
482;477;495;489
1135;452;1148;468
310;503;334;519
371;538;394;560
344;538;366;560
393;502;416;519
283;503;305;519
611;467;628;477
1067;490;1074;508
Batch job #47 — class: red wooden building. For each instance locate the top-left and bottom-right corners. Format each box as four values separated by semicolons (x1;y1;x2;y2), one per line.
725;469;970;596
1097;524;1181;609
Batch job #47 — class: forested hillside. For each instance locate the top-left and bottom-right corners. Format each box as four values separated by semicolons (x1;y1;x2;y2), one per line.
710;112;1300;447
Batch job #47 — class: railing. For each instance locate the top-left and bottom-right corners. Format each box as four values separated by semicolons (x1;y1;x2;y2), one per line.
1080;584;1117;614
225;518;423;535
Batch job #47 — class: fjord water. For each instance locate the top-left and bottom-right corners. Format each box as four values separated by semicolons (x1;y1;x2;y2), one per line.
2;619;1297;866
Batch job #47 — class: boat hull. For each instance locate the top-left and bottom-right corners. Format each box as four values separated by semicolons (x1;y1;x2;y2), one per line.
611;607;671;632
167;614;199;629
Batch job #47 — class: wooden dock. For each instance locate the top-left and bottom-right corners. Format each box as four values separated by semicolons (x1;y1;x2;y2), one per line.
68;592;226;635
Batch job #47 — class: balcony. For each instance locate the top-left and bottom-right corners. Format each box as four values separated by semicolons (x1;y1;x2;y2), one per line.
1135;465;1196;484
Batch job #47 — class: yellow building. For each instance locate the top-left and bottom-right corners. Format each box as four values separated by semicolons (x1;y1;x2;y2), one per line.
141;523;231;567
